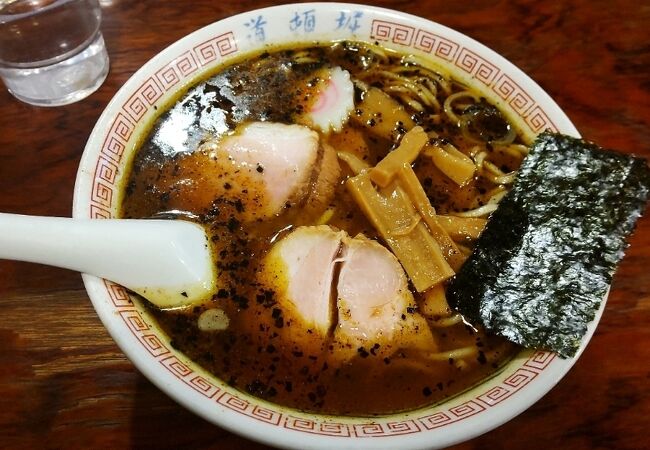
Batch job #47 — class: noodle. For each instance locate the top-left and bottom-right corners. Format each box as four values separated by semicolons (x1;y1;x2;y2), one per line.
454;203;499;218
429;313;464;328
443;90;479;125
426;346;478;361
480;160;517;185
497;143;529;158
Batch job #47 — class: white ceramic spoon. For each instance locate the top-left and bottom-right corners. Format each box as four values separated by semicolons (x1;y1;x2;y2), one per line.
0;213;216;308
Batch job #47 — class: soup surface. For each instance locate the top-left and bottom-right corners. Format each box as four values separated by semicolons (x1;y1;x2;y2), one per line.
120;42;524;415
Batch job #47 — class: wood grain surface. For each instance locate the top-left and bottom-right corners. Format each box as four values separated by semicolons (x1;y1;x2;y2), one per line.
1;1;649;449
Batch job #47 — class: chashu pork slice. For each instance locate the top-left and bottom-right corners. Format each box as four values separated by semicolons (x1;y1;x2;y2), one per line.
334;236;435;358
215;122;321;217
265;225;344;334
145;121;340;222
264;225;436;359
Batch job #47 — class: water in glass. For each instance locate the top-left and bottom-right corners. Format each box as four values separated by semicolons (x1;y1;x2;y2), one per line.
0;0;109;106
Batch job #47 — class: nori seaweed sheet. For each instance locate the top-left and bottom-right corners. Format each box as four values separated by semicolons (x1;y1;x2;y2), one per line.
448;132;650;357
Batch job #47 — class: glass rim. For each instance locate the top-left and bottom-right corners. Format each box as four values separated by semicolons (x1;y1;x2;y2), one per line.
0;0;91;22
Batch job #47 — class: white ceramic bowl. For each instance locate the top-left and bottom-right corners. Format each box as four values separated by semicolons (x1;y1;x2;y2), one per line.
73;3;598;449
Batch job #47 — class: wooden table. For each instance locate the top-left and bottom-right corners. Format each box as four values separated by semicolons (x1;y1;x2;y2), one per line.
1;1;648;448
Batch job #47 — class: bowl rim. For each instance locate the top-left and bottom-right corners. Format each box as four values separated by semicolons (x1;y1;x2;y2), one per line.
73;3;598;449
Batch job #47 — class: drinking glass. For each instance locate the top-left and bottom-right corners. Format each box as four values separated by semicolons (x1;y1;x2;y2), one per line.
0;0;109;106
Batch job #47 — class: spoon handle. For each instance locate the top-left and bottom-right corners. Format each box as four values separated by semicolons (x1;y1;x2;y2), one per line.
0;213;215;307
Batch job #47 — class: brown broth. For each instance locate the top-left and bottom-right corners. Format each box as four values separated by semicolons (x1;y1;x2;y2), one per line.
120;42;521;415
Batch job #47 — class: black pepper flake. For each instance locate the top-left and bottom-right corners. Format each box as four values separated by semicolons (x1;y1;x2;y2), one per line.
357;347;369;358
370;343;380;356
226;217;240;232
436;382;444;391
383;357;391;365
477;351;487;365
216;288;228;299
406;306;416;314
256;289;276;308
124;180;136;197
180;291;188;298
246;380;268;396
223;182;232;190
422;387;432;397
232;294;249;309
256;164;264;173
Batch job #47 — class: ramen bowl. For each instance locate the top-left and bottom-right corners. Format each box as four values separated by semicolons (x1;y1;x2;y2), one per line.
73;3;595;449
